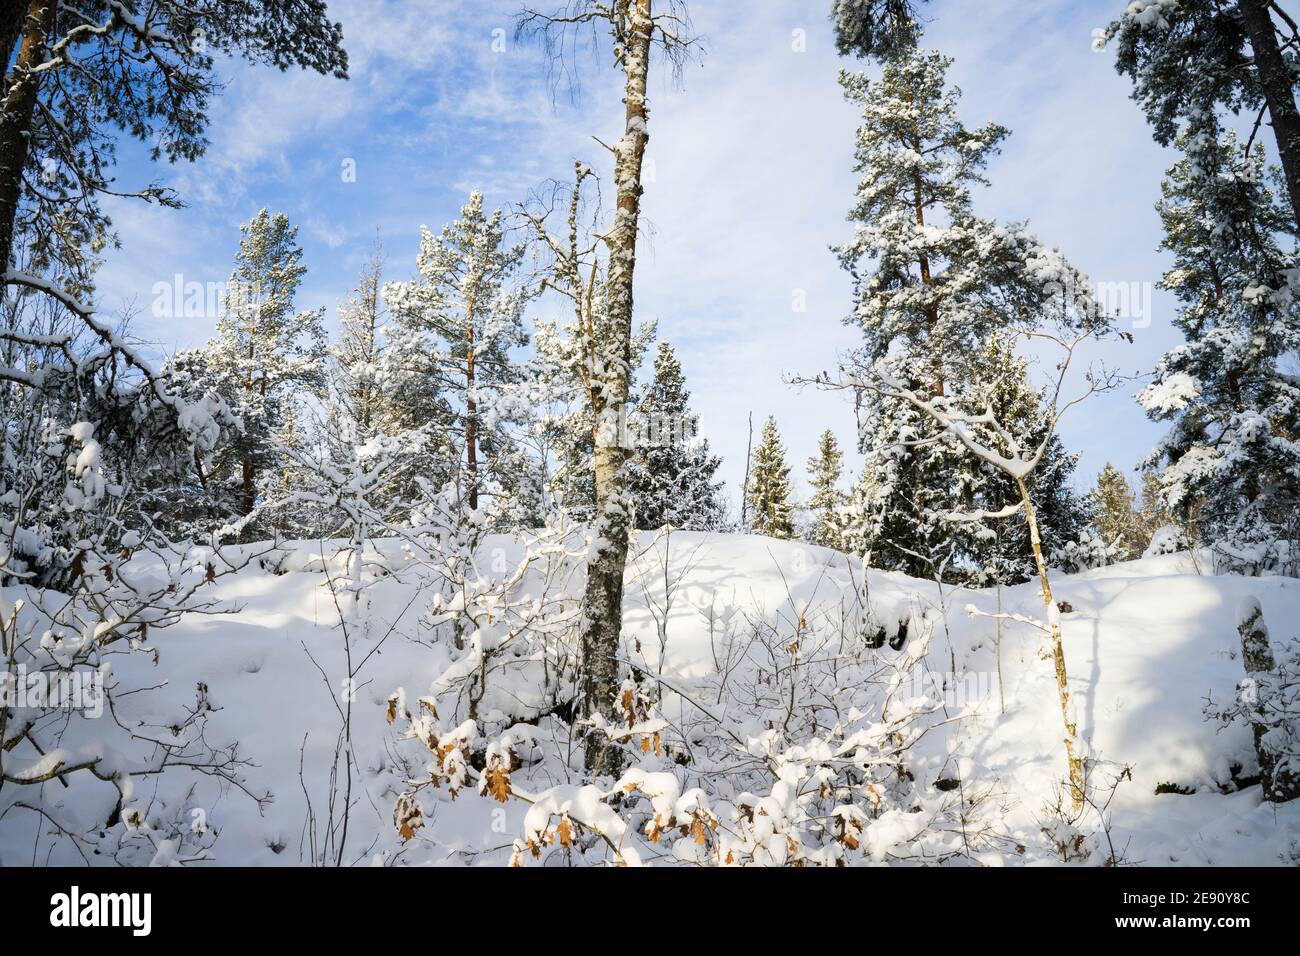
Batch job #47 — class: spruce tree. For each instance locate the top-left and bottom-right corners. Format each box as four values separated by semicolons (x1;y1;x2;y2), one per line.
1138;127;1300;570
746;417;795;540
1090;464;1143;560
805;429;847;550
626;341;725;531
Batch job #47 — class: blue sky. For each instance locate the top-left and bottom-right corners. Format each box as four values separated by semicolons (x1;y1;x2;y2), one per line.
98;0;1189;509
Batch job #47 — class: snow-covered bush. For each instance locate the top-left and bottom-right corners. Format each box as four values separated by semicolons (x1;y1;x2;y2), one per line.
1053;530;1124;573
390;477;586;736
1142;524;1186;559
388;570;1003;866
0;535;278;864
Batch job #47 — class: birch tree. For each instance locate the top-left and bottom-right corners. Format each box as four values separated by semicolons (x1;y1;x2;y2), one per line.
518;1;697;775
836;323;1114;811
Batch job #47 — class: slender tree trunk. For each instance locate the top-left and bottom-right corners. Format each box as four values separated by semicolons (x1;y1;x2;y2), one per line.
0;0;54;275
1018;477;1085;812
582;0;652;776
1239;0;1300;226
240;312;258;516
740;410;753;528
465;295;478;512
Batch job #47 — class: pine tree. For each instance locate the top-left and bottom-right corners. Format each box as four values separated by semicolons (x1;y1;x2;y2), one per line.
383;191;539;526
1090;464;1143;560
204;209;327;520
1135;470;1174;547
1098;0;1300;226
746;417;795;540
331;238;394;441
805;429;846;550
626;341;726;531
0;2;348;287
1138;127;1300;570
837;45;1096;581
831;0;925;60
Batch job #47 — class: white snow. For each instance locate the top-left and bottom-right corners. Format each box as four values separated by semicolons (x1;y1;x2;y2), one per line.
3;532;1298;865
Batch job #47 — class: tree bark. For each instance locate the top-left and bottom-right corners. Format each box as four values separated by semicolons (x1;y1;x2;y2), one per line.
0;1;28;98
0;0;55;275
1237;599;1300;803
1018;477;1086;812
465;295;478;512
582;0;653;776
1239;0;1300;226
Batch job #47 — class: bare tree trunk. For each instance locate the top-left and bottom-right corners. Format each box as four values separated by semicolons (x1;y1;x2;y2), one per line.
582;0;653;776
1018;477;1085;811
995;581;1005;715
1239;0;1300;226
465;295;478;512
1237;599;1300;803
740;410;753;528
0;0;55;275
240;311;259;517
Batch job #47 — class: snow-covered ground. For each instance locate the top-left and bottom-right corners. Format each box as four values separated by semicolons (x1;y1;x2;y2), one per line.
4;533;1299;866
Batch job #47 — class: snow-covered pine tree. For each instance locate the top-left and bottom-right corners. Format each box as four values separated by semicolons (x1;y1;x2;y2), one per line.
805;429;847;550
331;239;396;443
1135;470;1175;546
0;1;348;284
1090;463;1144;560
200;210;327;525
746;416;795;540
831;0;925;59
626;340;725;531
383;192;541;528
1139;126;1300;572
836;46;1096;582
1097;0;1300;225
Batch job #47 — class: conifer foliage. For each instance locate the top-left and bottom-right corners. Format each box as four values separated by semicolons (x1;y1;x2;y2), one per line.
835;45;1095;582
746;416;796;540
1139;128;1300;571
626;341;725;531
383;192;539;526
805;429;847;550
199;209;327;523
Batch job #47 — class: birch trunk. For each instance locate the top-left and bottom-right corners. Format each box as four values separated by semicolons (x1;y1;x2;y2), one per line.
1018;477;1086;811
582;0;653;775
